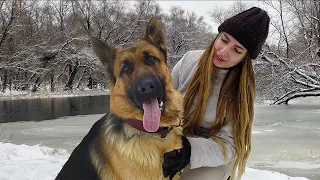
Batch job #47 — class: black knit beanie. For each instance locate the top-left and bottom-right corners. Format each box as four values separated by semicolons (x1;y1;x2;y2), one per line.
218;7;270;59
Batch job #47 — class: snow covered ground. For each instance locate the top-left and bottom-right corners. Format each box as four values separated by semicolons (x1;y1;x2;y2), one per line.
0;142;69;180
0;142;310;180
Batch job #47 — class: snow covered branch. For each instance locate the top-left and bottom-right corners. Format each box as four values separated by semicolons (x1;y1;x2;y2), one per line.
272;88;320;105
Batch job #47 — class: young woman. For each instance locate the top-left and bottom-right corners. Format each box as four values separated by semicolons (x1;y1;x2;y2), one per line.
171;7;270;180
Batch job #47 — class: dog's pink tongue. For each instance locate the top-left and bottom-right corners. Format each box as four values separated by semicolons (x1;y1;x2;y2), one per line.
142;98;161;132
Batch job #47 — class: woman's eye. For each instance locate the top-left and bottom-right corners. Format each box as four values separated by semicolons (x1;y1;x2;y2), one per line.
235;49;241;54
221;38;228;43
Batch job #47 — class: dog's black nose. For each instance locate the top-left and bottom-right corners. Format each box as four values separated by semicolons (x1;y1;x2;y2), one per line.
132;76;164;105
137;78;156;95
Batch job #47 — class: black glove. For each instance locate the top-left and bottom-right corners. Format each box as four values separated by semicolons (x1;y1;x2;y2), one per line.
162;136;191;180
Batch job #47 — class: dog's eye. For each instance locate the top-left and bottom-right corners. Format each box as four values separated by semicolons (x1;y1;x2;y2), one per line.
121;61;132;74
123;64;130;71
146;56;157;65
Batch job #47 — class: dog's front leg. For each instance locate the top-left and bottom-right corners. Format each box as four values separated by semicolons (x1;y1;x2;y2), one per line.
162;136;191;180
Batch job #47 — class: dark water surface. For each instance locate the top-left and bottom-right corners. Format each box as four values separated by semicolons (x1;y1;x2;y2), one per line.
0;95;110;123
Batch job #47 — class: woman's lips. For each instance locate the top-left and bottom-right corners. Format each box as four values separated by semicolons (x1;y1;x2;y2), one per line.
216;55;225;62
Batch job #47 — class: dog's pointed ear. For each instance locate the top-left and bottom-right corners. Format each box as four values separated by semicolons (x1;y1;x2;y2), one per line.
143;18;168;59
91;36;116;84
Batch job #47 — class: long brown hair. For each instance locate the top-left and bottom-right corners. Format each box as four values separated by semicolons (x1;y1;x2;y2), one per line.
183;34;256;180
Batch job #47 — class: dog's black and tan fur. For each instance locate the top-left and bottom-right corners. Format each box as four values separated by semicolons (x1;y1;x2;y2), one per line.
55;19;191;180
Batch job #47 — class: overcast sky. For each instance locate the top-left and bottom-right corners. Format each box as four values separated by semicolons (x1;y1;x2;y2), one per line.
154;0;278;44
156;1;258;33
127;1;280;44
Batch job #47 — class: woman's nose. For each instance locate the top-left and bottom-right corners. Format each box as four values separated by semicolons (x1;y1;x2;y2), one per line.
219;46;229;58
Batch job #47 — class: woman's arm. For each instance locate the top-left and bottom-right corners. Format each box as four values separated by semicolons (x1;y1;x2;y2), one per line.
188;121;235;169
171;50;204;91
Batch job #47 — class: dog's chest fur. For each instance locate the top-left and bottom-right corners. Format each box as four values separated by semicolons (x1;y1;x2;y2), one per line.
90;113;183;180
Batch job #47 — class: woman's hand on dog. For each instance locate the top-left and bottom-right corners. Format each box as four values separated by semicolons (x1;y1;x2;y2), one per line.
162;136;191;179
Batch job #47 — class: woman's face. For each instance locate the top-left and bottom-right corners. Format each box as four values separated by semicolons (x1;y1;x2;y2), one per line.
213;32;247;68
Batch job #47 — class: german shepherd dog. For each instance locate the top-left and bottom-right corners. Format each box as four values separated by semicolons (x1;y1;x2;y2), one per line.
55;19;191;180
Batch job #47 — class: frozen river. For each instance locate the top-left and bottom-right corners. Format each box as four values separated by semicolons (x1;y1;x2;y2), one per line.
249;101;320;180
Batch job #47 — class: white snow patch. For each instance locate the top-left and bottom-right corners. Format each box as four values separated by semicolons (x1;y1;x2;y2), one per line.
0;142;69;180
243;168;309;180
0;143;311;180
274;161;320;170
264;130;275;132
252;131;263;134
0;90;29;97
310;110;320;113
268;122;282;127
310;131;320;133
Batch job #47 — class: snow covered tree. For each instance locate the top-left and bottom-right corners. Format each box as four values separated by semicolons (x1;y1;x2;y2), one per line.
258;0;320;104
163;6;213;68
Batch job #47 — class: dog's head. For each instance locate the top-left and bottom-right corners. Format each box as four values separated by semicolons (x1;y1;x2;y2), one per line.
91;19;183;132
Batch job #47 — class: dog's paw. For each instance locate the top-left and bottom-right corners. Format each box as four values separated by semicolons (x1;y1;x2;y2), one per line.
163;149;180;177
162;136;191;179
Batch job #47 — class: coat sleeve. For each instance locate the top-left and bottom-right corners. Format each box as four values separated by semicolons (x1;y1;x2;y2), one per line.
171;50;204;91
187;121;235;169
